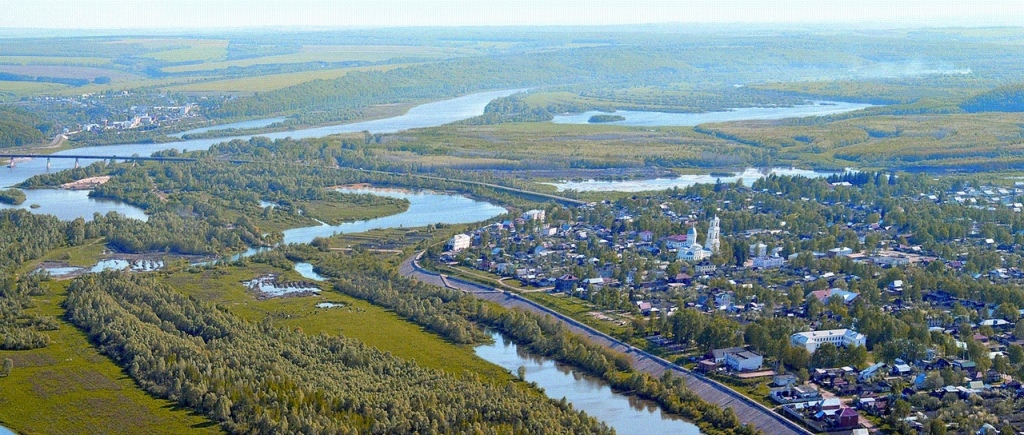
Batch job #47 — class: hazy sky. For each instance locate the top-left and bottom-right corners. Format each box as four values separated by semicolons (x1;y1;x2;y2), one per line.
0;0;1020;29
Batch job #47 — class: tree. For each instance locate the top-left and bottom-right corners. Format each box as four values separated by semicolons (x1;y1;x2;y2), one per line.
928;418;947;435
1007;343;1024;365
0;358;11;376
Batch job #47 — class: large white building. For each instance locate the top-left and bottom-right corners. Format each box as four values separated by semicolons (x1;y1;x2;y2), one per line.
522;209;546;222
677;217;720;262
447;234;471;252
790;329;866;353
725;350;764;372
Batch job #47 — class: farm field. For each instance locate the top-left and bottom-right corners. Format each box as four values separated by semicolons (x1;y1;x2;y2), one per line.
166;64;410;93
162;45;457;73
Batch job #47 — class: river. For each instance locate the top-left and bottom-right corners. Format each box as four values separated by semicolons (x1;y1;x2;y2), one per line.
475;332;701;434
171;116;288;137
547;167;846;192
0;89;524;224
551;101;872;126
0;88;526;190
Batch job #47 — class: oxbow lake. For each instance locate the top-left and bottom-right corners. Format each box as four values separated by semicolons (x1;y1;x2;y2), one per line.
551;101;873;127
547;167;846;192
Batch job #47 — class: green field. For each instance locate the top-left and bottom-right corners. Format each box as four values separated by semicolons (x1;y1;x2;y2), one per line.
0;80;70;99
141;40;229;63
0;281;221;435
161;263;511;380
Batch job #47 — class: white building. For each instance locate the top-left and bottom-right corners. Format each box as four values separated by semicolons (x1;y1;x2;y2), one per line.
447;234;471;252
725;350;764;372
522;209;546;222
677;219;718;262
753;255;786;268
790;329;866;353
707;215;721;253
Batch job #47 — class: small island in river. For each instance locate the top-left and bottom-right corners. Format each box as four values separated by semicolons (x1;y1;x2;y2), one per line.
587;114;626;123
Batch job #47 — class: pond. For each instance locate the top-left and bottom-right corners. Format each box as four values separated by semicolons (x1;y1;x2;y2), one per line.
474;332;701;434
546;167;846;192
551;101;873;127
294;262;326;282
243;274;321;298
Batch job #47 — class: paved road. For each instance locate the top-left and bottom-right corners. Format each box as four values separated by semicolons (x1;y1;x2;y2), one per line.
399;253;812;435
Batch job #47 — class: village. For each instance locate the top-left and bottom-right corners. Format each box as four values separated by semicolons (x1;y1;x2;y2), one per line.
429;172;1024;433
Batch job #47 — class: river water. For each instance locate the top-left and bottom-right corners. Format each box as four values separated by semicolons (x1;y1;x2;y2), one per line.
171;116;289;137
0;88;526;190
475;332;701;434
0;189;147;221
547;167;845;192
0;89;524;224
551;101;872;126
281;188;506;245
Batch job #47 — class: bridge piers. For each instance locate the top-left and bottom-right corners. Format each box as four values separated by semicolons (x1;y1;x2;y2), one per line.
74;158;79;169
46;158;50;171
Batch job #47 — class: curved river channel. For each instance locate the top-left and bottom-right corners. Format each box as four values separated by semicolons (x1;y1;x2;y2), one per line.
3;89;702;434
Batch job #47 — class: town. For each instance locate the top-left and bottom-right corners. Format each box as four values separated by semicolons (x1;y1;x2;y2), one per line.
429;171;1024;434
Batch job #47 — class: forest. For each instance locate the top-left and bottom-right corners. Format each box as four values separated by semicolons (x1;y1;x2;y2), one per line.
64;272;612;434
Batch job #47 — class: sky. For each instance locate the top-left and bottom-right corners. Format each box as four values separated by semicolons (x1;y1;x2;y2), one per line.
0;0;1021;29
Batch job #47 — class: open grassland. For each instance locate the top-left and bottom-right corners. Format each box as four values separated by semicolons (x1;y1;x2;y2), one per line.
373;122;749;169
141;40;229;63
165;64;409;93
161;264;511;380
0;280;221;435
163;45;454;73
701;112;1024;170
295;197;407;226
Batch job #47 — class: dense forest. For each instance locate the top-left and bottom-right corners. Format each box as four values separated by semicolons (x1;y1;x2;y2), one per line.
0;107;48;147
0;273;56;350
960;84;1024;113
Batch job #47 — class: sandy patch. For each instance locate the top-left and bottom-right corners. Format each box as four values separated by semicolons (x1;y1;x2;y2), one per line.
61;176;111;190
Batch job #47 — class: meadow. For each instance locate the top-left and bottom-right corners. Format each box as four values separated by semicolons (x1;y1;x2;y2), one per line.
0;243;221;435
160;262;511;380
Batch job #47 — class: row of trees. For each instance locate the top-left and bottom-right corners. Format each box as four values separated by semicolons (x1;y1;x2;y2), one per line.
65;271;612;434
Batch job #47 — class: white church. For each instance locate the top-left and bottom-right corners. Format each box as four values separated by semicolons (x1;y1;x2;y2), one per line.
677;216;720;262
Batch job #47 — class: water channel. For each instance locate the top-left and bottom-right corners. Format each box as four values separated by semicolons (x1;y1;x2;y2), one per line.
551;101;872;126
475;332;701;434
547;167;846;192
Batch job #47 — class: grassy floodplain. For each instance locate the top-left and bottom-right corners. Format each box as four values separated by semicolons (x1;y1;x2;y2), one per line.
159;262;511;380
0;242;222;434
